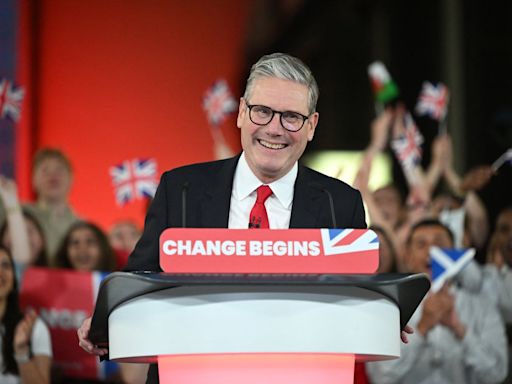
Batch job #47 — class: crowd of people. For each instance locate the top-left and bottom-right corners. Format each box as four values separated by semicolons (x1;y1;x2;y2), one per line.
353;106;511;383
0;52;510;384
0;149;143;383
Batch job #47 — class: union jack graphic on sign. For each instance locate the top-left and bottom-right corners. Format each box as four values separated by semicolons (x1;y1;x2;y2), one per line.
110;158;159;206
0;78;24;122
391;112;424;172
202;79;238;126
415;81;450;121
321;228;379;256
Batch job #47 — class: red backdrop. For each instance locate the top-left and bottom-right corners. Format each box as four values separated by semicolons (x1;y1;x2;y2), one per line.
21;0;247;230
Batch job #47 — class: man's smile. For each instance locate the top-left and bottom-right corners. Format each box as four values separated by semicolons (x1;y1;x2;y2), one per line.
258;139;287;150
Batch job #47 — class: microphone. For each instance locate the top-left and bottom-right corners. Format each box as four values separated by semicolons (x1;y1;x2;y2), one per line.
248;216;262;229
181;182;189;228
309;182;337;228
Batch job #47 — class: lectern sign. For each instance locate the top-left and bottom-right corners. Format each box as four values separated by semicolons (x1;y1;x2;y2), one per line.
160;228;379;273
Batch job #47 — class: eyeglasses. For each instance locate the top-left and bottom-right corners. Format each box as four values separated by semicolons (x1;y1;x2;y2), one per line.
246;102;310;132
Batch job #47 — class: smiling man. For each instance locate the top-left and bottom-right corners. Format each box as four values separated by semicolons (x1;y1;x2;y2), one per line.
78;52;367;383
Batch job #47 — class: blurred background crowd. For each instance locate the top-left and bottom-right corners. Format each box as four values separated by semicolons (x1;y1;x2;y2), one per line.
0;0;511;383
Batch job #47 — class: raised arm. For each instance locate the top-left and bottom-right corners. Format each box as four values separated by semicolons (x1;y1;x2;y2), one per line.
0;176;31;265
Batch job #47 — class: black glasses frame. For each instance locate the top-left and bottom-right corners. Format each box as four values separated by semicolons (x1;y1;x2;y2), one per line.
246;103;310;132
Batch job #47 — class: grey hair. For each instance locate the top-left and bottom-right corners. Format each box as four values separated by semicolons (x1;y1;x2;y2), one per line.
243;53;319;114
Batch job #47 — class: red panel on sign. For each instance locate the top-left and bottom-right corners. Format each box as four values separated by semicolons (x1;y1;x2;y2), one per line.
159;228;379;274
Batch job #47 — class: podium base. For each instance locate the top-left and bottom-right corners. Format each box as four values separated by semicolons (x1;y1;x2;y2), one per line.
158;353;355;384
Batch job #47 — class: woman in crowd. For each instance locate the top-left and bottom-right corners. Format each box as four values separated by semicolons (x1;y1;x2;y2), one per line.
0;245;52;384
55;221;117;272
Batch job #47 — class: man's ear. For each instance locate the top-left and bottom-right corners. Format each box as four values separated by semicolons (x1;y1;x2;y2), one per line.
236;98;245;129
307;112;319;141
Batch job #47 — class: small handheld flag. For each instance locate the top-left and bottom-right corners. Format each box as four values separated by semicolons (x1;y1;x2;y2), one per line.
202;79;238;127
391;112;424;175
0;78;24;122
430;247;475;292
491;148;512;172
415;81;450;122
368;61;399;104
110;158;159;206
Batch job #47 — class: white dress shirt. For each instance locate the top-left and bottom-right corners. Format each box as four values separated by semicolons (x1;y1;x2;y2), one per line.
228;152;297;229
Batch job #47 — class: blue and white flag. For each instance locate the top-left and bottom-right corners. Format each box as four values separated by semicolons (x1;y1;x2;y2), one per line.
430;247;475;292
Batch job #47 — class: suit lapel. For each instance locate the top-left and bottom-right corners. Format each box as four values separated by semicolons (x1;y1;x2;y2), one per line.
199;155;239;228
289;165;324;228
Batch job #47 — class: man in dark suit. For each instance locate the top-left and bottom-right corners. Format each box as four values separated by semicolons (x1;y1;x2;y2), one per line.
78;52;366;382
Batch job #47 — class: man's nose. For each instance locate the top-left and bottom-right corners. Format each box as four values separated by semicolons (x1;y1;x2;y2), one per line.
265;113;284;134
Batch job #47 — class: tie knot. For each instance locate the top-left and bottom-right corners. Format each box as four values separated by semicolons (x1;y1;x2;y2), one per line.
256;185;273;204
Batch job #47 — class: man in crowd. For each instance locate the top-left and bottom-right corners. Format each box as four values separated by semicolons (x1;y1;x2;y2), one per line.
366;219;508;384
25;148;80;263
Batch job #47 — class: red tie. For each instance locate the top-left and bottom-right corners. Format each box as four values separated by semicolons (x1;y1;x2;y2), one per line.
249;185;273;229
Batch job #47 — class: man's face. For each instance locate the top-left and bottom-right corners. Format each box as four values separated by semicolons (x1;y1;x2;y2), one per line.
237;77;318;183
406;225;453;275
373;187;403;226
32;157;72;203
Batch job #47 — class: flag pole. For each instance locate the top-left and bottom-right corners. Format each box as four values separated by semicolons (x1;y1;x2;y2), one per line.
438;116;447;136
491;148;512;172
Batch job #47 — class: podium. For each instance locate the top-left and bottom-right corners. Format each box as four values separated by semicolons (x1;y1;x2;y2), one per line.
89;272;430;383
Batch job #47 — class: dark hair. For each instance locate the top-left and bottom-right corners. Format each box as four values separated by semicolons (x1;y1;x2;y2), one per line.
407;218;455;245
0;246;24;375
55;221;117;272
0;208;48;267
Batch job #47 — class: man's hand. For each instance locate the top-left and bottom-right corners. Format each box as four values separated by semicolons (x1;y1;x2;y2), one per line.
416;285;453;336
440;304;466;340
14;310;38;356
401;325;414;343
77;317;108;356
460;165;494;193
0;175;20;210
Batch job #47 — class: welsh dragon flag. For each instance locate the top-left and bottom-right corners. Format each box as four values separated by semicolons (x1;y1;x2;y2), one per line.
368;61;399;103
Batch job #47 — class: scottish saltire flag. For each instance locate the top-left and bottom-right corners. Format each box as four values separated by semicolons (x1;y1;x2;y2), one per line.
0;78;24;122
391;112;424;172
415;81;449;121
202;79;237;126
368;61;399;103
491;148;512;171
430;247;475;292
110;158;158;205
20;268;119;380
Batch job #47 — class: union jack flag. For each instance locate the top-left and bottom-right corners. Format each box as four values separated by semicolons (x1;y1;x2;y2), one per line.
202;79;238;126
430;247;475;292
0;78;24;122
415;81;450;121
110;158;159;206
391;112;424;172
321;228;379;256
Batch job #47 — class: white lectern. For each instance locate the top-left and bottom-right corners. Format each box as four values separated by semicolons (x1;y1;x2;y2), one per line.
89;272;429;383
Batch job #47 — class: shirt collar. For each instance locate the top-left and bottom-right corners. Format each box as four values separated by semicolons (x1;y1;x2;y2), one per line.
233;152;297;209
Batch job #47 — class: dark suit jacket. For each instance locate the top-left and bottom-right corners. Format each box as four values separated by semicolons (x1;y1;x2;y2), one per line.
123;155;366;383
125;154;366;272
